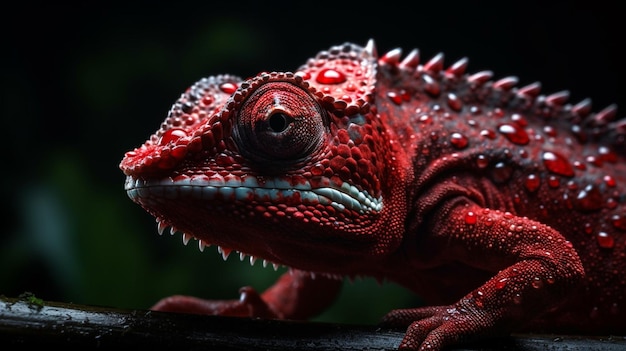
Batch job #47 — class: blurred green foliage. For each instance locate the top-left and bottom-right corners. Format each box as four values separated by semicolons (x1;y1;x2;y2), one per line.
1;2;622;326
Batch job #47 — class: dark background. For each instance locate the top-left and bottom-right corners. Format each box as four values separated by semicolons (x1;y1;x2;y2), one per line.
2;2;624;325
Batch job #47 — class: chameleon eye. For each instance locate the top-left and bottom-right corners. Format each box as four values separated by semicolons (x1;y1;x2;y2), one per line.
235;82;325;161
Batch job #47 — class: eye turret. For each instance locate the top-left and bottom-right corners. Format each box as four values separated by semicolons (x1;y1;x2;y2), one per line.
235;82;326;162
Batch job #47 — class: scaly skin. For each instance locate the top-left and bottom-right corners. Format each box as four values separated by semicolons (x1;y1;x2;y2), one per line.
120;40;626;350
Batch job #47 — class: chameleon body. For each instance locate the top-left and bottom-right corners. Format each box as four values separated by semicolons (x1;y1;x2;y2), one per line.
120;40;626;350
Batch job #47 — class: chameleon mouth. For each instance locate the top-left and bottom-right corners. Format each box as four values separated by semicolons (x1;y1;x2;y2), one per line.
153;214;345;281
124;174;383;278
124;175;383;214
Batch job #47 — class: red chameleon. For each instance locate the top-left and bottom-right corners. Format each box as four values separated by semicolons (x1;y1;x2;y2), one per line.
119;40;626;350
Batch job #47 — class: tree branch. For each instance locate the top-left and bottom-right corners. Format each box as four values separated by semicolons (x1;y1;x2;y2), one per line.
1;294;624;350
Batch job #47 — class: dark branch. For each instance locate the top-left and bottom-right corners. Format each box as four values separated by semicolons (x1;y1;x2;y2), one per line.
1;295;624;350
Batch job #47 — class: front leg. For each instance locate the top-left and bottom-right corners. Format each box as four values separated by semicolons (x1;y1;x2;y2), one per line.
152;269;342;320
383;201;585;350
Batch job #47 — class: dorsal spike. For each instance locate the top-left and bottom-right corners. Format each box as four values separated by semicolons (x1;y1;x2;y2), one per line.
445;57;468;77
517;82;542;97
380;48;402;65
467;70;493;84
545;90;570;106
572;98;592;117
493;76;519;90
423;52;444;73
399;48;420;69
594;103;619;124
364;39;377;58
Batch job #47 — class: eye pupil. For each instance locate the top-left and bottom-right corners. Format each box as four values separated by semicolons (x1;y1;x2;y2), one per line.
268;112;291;133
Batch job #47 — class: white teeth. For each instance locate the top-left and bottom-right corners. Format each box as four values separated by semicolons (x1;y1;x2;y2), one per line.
182;233;191;245
217;246;231;260
157;220;167;235
155;226;345;280
157;227;290;273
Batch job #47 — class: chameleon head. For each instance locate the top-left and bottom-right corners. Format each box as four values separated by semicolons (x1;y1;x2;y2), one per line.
119;42;407;273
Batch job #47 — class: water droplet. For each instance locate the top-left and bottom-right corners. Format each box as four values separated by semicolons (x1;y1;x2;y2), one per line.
495;278;508;290
473;290;484;308
575;184;604;212
524;174;540;192
543;151;575;177
387;91;403;105
498;123;529;145
547;175;560;188
465;211;477;224
450;132;469;149
583;222;593;234
611;214;626;231
480;129;496;139
316;68;346;84
418;114;431;124
598;146;618;163
491;162;513;183
519;149;529;159
566;181;578;191
476;154;489;168
493;108;505;118
159;128;187;145
532;277;543;289
220;82;238;94
606;198;618;209
470;105;482;114
597;231;615;249
573;161;586;171
484;217;494;226
586;155;602;167
603;175;617;187
543;125;557;137
563;193;573;209
511;113;527;126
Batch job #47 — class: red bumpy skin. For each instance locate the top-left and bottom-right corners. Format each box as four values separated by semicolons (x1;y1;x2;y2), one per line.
120;40;626;350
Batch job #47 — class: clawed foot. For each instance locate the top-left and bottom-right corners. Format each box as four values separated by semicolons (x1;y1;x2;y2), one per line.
381;304;497;350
